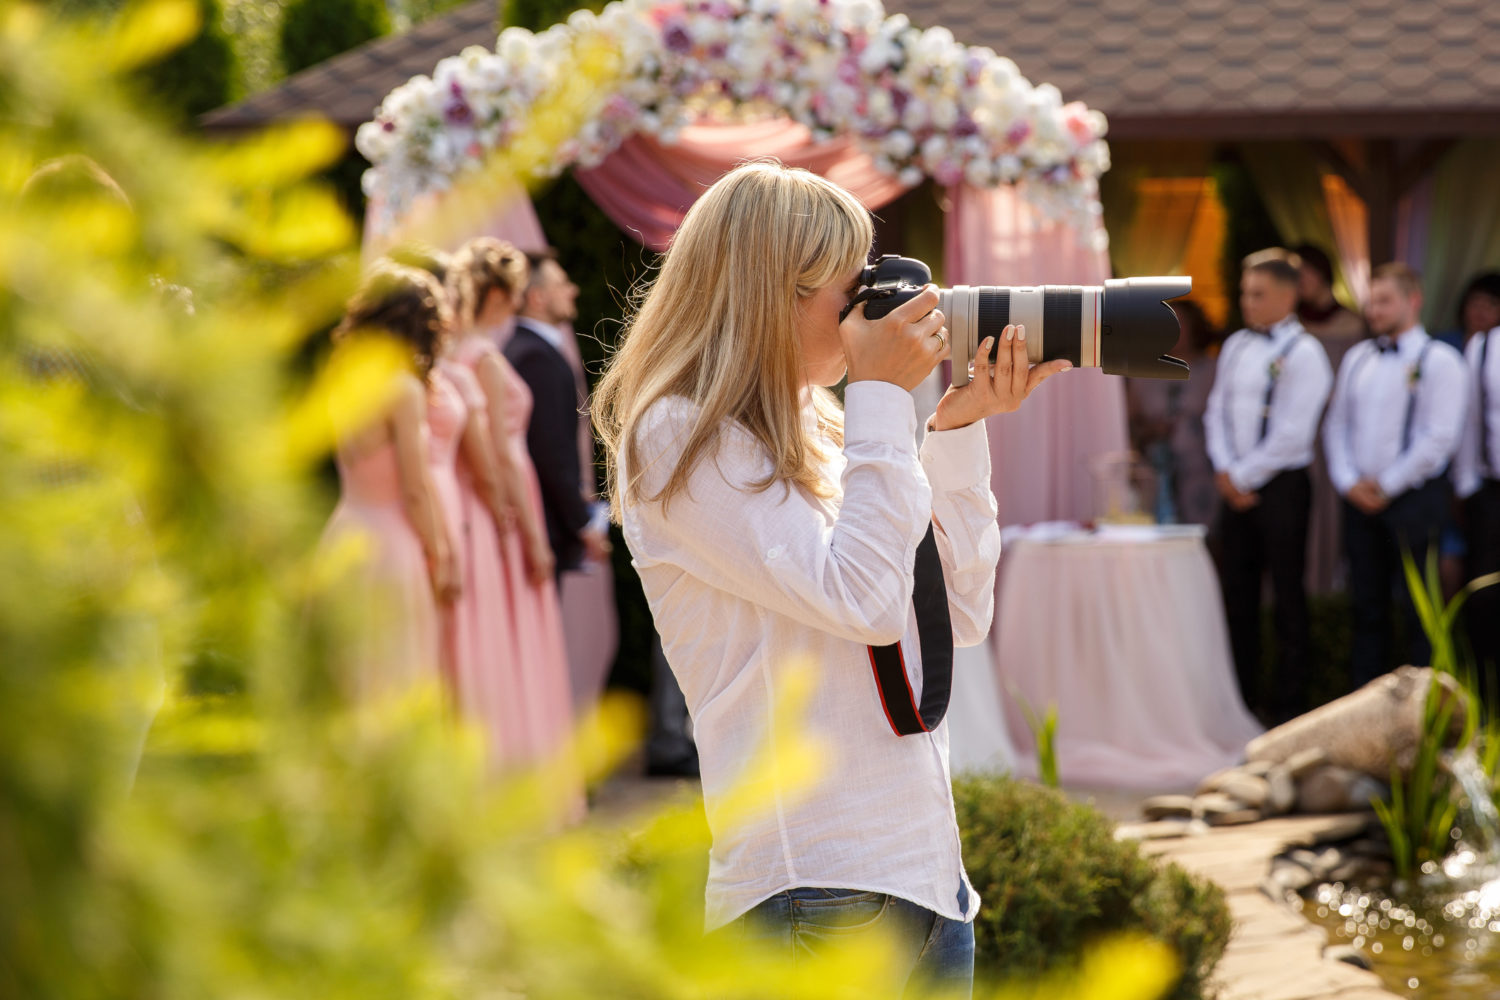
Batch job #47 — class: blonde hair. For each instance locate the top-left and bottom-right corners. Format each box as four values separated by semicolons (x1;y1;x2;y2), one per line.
446;237;528;329
593;160;873;520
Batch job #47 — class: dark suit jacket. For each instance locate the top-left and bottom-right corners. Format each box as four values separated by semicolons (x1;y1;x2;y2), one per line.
504;321;591;572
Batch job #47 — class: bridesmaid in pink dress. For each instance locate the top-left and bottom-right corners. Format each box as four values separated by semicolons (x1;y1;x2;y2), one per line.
447;239;580;800
322;264;460;700
433;241;533;766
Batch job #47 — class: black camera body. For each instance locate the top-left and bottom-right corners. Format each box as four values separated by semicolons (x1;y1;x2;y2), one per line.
841;254;1192;385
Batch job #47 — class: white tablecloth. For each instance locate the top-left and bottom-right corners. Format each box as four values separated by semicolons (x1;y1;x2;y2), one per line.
951;523;1262;789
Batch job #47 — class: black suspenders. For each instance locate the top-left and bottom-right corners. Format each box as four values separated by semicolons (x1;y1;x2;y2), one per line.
1344;339;1434;471
1481;331;1492;479
1223;332;1301;461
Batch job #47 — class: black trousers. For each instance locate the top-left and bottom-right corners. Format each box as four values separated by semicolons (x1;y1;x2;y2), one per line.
1343;476;1449;689
1217;468;1311;720
1463;479;1500;708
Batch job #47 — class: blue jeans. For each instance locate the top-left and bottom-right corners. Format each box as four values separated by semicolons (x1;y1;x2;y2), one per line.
728;887;974;998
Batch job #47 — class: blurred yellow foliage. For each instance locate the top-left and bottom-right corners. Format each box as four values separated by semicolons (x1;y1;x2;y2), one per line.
0;4;1182;1000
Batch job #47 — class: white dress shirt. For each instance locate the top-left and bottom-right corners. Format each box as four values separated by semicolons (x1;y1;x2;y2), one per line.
1454;326;1500;499
1203;315;1333;492
1323;326;1467;498
621;381;998;931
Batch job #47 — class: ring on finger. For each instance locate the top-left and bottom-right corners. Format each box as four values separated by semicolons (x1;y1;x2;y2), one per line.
931;329;947;349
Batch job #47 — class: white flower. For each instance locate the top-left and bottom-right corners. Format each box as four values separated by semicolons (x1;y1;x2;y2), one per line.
361;0;1108;241
881;129;914;159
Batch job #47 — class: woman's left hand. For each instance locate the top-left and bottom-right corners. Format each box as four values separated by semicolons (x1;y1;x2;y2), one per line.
930;324;1072;431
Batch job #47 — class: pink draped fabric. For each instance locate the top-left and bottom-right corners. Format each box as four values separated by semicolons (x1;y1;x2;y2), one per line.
944;183;1129;528
361;178;550;261
574;119;911;248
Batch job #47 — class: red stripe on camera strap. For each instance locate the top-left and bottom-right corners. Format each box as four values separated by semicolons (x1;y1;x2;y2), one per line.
867;525;953;736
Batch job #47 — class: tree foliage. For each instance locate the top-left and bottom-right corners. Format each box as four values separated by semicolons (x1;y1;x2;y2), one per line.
279;0;391;76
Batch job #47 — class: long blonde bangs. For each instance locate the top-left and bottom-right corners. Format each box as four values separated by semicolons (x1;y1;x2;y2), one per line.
593;160;873;520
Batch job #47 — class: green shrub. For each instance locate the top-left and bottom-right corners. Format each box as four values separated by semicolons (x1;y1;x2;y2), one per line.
955;775;1231;1000
279;0;390;76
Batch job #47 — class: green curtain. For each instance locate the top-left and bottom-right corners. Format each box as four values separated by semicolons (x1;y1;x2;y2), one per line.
1239;142;1358;310
1421;138;1500;333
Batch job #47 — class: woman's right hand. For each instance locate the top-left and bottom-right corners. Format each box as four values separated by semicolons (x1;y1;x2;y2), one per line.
524;531;555;587
841;284;950;392
429;546;462;603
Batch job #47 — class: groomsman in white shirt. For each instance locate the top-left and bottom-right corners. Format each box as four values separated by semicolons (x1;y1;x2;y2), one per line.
1324;263;1467;689
1452;285;1500;706
1205;248;1333;723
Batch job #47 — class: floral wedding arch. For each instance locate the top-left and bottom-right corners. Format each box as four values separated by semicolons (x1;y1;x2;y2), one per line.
356;0;1112;242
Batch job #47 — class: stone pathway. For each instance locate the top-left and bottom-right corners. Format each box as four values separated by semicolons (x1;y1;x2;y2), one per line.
1133;813;1404;1000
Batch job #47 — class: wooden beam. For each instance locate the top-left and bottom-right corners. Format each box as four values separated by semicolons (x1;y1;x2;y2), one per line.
1395;139;1456;197
1365;139;1397;266
1310;140;1372;204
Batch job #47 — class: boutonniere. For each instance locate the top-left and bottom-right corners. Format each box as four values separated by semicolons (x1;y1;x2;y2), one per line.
1268;358;1285;382
1408;362;1422;389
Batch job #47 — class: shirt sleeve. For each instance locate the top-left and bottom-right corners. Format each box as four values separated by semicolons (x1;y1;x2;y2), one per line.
919;418;999;648
1377;345;1470;498
1323;347;1362;496
1453;336;1483;500
1202;334;1236;474
623;381;930;647
1228;337;1334;492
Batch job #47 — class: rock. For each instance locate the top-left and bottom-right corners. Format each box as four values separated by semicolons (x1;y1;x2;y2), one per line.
1348;838;1390;859
1285;746;1329;778
1265;765;1296;815
1242;758;1274;778
1269;857;1316;893
1311;846;1344;880
1194;791;1250;818
1116;819;1199;841
1203;771;1272;809
1206;807;1263;826
1296;765;1388;814
1246;667;1468;781
1324;945;1373;970
1141;794;1196;820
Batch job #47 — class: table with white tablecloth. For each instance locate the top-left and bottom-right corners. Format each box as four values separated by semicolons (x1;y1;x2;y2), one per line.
947;523;1262;789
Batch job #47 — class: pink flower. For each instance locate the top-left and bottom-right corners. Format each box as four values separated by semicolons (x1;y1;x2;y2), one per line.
1062;102;1094;144
1006;121;1031;146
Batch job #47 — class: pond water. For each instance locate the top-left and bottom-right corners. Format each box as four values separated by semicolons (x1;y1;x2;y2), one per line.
1300;870;1500;998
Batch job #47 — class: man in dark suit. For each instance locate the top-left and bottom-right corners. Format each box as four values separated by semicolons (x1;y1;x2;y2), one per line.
504;250;609;577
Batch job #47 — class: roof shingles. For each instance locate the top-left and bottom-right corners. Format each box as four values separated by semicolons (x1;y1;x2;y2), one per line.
203;0;1500;142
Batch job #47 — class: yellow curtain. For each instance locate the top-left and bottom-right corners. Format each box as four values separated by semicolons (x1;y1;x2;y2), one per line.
1239;142;1359;310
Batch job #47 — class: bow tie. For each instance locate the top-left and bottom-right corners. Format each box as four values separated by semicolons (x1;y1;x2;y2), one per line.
1375;337;1397;354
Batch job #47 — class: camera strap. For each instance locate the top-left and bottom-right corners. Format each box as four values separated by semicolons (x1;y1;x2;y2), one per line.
866;524;953;736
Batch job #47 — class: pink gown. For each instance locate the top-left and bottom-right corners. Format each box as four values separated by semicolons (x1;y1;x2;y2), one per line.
455;338;578;775
424;369;471;695
323;402;442;700
438;357;527;765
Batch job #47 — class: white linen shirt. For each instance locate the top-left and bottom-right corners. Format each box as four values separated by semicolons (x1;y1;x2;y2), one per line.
1323;326;1467;498
1203;315;1333;492
621;381;998;931
1453;326;1500;499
